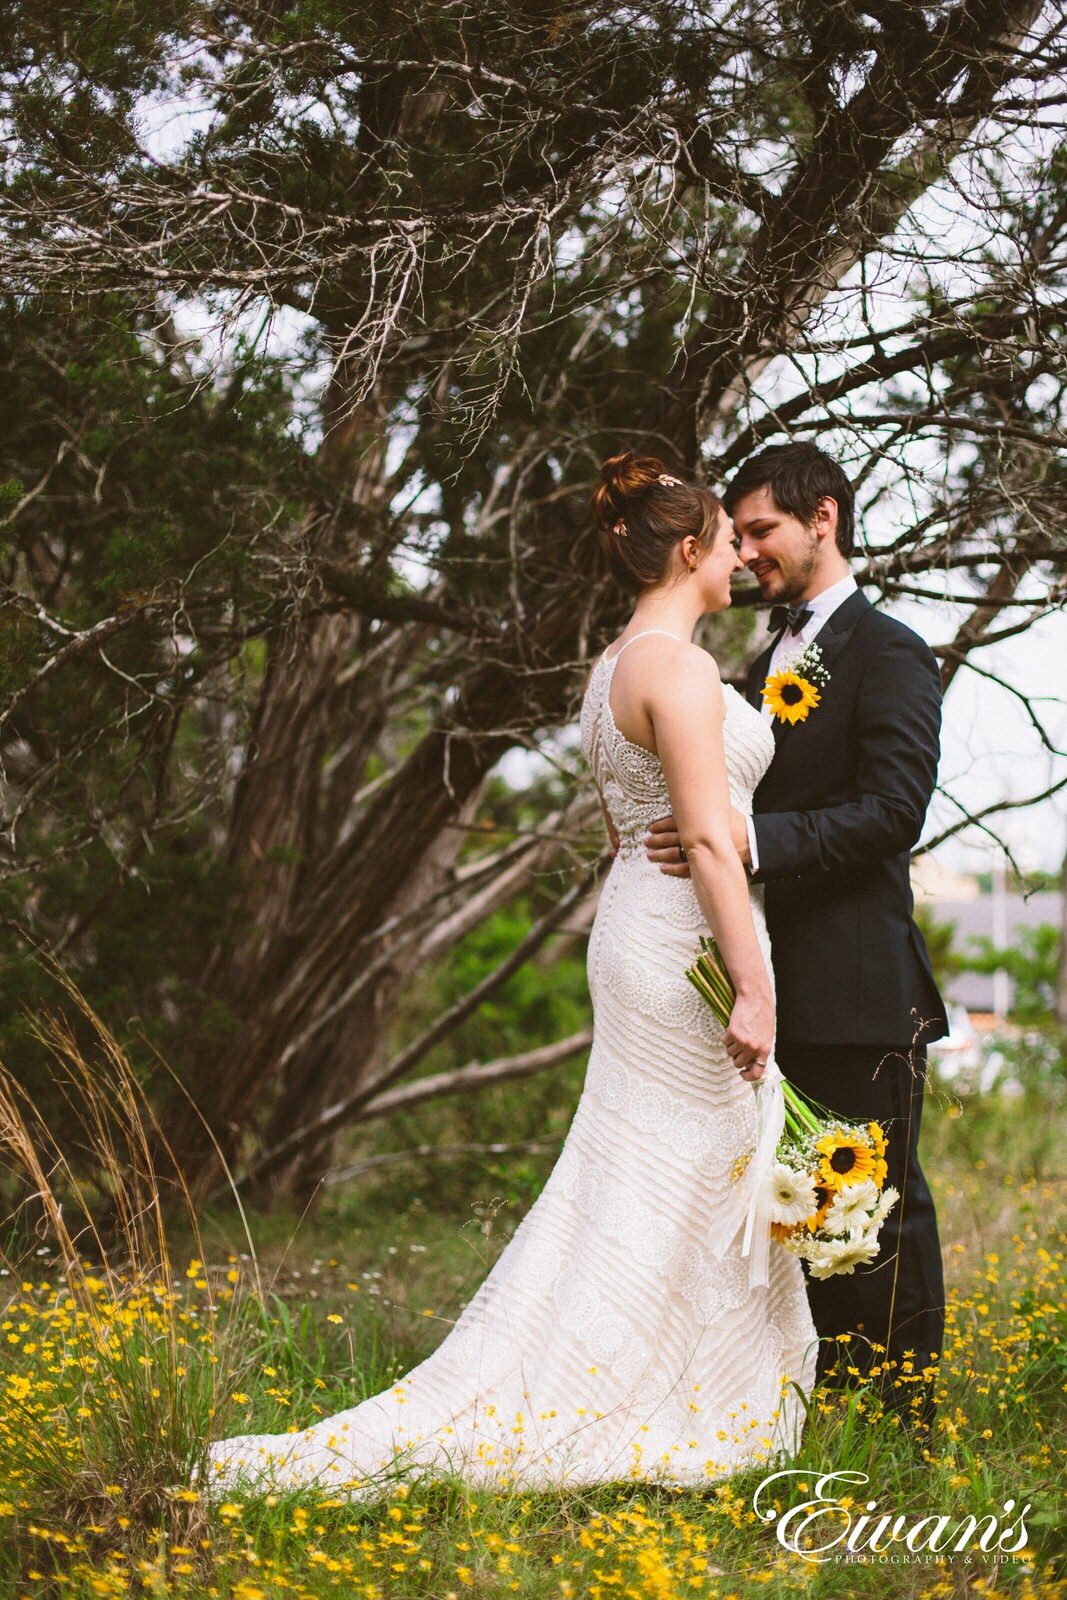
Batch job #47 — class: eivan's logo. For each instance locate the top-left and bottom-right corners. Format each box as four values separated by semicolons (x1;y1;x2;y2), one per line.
753;1470;1031;1565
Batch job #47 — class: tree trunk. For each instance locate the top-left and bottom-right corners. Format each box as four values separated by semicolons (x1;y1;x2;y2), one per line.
170;472;602;1194
247;780;487;1205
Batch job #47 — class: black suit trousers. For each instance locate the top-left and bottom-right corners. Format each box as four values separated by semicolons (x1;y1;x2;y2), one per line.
775;1039;946;1405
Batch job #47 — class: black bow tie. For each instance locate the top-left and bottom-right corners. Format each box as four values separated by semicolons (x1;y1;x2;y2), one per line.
770;604;813;636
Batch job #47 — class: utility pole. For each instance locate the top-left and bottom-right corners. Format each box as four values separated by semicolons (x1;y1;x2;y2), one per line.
991;850;1011;1021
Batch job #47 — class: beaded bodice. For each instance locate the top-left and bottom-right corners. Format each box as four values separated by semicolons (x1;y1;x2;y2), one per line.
579;633;775;859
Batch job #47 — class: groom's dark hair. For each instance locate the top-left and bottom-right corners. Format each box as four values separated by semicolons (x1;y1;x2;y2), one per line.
723;442;855;556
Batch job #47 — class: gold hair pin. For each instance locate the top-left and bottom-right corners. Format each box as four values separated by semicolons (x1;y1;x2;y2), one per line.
612;519;628;537
657;474;682;487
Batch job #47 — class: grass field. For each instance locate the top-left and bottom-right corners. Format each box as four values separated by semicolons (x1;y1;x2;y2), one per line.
0;1035;1064;1599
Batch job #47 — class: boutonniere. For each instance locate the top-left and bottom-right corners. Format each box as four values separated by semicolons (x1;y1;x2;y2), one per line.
761;643;830;726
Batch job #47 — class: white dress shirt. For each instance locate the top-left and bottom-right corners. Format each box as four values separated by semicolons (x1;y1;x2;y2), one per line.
746;574;858;871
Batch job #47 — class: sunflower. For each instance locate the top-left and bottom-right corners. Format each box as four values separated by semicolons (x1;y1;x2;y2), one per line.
815;1127;879;1192
761;668;821;725
866;1122;889;1187
802;1182;835;1234
771;1219;804;1244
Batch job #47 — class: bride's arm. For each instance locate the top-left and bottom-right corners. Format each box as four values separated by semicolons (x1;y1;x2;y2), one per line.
647;648;774;1081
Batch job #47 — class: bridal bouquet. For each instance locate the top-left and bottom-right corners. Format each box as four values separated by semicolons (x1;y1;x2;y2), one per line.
686;936;899;1279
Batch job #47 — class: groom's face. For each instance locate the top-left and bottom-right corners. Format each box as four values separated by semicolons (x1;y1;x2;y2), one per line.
730;485;820;603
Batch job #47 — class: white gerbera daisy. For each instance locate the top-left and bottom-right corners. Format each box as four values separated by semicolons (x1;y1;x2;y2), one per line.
868;1185;900;1231
806;1233;881;1280
824;1177;879;1236
765;1162;818;1226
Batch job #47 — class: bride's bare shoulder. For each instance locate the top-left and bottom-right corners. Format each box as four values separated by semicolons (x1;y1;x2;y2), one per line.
635;634;723;686
610;638;724;730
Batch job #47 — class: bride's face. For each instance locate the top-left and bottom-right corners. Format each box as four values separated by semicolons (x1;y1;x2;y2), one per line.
690;510;745;612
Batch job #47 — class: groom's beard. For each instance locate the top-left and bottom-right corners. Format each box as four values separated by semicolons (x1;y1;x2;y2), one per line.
754;531;819;603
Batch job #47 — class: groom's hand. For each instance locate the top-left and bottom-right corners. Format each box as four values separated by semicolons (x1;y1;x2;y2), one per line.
644;814;690;876
645;810;751;872
730;807;752;866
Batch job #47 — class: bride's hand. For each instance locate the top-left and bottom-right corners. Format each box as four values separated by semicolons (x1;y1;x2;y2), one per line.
724;989;775;1082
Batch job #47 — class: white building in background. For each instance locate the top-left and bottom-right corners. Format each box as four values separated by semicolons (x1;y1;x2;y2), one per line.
911;858;1061;1017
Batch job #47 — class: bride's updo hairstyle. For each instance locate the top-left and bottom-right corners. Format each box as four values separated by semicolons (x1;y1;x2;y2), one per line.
592;451;723;593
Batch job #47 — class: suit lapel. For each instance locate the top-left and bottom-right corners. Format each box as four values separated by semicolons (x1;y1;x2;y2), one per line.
761;588;871;751
808;588;870;672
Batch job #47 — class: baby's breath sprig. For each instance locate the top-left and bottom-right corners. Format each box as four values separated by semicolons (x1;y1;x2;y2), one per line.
781;640;829;687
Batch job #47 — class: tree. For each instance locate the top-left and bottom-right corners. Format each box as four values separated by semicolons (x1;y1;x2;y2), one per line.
959;924;1063;1024
1;0;1065;1202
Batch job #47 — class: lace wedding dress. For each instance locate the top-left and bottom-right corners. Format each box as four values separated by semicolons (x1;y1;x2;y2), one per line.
207;631;817;1496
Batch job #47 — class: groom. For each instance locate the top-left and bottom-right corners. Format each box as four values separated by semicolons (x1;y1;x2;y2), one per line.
646;441;947;1427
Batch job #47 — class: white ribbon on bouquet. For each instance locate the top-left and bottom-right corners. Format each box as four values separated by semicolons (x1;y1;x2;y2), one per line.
710;1055;786;1291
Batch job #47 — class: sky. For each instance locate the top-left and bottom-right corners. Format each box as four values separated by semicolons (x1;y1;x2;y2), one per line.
893;595;1066;877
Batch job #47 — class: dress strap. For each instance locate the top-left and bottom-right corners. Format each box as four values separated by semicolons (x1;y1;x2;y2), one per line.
603;628;686;665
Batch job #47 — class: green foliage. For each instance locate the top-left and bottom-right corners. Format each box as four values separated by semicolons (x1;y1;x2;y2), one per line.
1;0;1065;1207
0;292;307;1111
958;923;1062;1026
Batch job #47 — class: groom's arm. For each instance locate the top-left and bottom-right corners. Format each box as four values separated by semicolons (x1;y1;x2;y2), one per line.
749;627;941;883
595;782;621;856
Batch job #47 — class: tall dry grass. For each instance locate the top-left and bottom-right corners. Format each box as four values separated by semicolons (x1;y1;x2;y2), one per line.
0;964;255;1571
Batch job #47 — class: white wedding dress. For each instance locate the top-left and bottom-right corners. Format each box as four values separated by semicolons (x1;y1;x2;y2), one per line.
207;632;817;1495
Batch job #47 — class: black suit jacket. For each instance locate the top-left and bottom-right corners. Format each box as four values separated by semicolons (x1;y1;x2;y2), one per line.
745;589;948;1047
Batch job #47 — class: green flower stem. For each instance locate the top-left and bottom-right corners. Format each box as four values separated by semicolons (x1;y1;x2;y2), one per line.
782;1082;822;1135
696;962;733;1017
685;969;729;1022
687;942;831;1137
693;942;734;1017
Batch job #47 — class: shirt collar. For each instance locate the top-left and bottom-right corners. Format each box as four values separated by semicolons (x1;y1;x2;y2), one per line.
797;574;858;638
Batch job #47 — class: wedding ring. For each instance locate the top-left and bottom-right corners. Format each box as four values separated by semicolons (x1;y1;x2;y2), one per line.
677;844;688;863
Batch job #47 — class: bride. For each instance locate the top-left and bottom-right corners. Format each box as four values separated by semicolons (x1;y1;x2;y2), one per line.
207;452;817;1495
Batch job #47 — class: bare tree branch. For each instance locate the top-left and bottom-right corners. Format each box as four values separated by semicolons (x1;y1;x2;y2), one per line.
919;774;1067;855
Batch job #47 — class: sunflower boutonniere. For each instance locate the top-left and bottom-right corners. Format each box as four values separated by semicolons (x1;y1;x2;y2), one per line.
761;642;830;726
